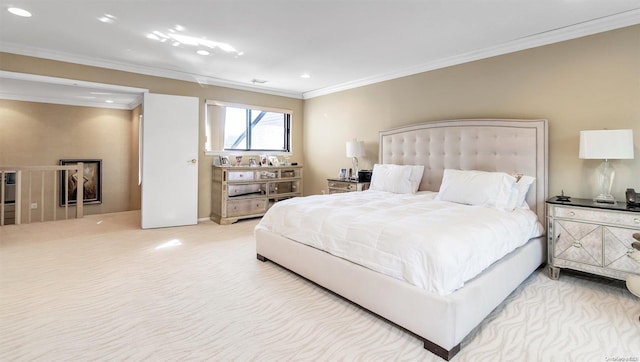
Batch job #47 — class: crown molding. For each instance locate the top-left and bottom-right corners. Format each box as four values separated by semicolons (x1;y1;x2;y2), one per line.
0;92;140;110
0;44;304;100
302;8;640;99
1;8;638;101
0;70;146;109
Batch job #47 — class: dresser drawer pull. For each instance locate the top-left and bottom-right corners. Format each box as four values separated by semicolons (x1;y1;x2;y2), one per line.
634;218;640;224
348;185;353;190
572;241;582;249
569;211;575;217
329;183;335;187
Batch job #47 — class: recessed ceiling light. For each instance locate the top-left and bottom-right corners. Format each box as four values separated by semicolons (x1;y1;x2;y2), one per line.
174;25;185;32
105;100;114;104
301;74;311;79
8;7;32;17
197;50;210;56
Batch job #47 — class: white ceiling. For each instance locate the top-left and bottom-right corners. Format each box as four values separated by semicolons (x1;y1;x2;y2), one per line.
0;0;639;108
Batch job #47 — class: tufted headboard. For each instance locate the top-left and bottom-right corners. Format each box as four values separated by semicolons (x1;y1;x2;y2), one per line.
379;119;548;224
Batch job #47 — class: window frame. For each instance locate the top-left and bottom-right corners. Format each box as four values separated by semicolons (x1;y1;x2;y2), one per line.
204;100;293;156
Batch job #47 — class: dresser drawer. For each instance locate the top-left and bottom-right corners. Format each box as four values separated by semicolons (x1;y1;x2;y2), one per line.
226;199;267;217
553;206;640;228
227;183;263;197
227;171;255;181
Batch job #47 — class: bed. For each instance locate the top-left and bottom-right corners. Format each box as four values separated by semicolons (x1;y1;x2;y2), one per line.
255;119;548;360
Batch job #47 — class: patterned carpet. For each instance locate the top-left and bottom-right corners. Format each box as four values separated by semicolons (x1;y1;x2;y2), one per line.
0;211;638;361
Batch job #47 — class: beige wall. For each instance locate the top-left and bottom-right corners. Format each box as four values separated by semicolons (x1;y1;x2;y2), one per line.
0;53;304;219
303;25;640;201
0;100;133;218
2;24;638;221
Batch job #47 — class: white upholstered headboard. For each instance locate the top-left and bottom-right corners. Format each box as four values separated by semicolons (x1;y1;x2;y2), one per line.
379;119;548;224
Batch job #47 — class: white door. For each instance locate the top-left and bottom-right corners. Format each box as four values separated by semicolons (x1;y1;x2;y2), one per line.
141;93;199;229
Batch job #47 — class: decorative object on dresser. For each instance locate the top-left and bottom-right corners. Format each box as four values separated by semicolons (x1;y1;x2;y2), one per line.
357;169;372;182
346;138;365;179
211;165;302;225
578;129;634;204
327;178;370;194
547;197;640;281
555;190;570;202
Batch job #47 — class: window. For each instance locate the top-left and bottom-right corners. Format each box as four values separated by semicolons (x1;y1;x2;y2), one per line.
205;101;291;153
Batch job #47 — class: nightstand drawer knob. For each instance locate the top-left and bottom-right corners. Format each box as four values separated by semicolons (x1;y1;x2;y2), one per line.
572;241;582;249
569;211;575;217
348;185;353;190
634;218;640;224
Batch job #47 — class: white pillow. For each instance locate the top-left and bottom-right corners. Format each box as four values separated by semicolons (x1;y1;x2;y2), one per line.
514;175;535;209
435;169;517;210
369;164;425;194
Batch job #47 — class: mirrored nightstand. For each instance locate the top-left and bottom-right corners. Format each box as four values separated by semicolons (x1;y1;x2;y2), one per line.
327;178;369;194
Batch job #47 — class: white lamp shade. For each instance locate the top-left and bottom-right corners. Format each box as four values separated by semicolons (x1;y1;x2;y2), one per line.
579;129;634;160
346;140;365;158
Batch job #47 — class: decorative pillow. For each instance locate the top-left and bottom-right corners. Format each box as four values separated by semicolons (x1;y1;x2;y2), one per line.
369;164;425;194
435;169;517;210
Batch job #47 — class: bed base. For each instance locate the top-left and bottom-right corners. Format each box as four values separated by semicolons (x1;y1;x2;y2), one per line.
256;228;545;360
257;252;461;359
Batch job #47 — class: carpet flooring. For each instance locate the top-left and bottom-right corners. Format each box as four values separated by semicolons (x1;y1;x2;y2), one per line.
0;211;638;361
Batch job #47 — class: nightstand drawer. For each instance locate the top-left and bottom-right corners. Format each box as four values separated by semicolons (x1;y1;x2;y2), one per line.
553;206;640;228
226;199;267;217
603;226;640;274
327;178;369;194
328;180;355;191
552;220;602;267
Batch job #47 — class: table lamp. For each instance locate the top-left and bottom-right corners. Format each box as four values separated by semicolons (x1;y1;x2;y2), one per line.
579;129;634;203
346;139;365;179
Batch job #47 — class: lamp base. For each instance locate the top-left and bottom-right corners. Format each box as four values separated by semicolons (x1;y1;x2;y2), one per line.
593;194;616;204
593;159;616;204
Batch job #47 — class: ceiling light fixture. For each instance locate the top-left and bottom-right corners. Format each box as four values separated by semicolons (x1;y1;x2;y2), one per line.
146;29;242;56
197;50;210;56
301;74;311;79
98;13;116;23
105;100;114;104
8;7;32;17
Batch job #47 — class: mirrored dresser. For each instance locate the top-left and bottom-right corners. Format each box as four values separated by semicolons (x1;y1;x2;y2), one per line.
211;165;303;224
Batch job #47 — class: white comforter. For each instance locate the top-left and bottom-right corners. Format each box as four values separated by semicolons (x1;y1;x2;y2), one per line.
256;190;544;295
